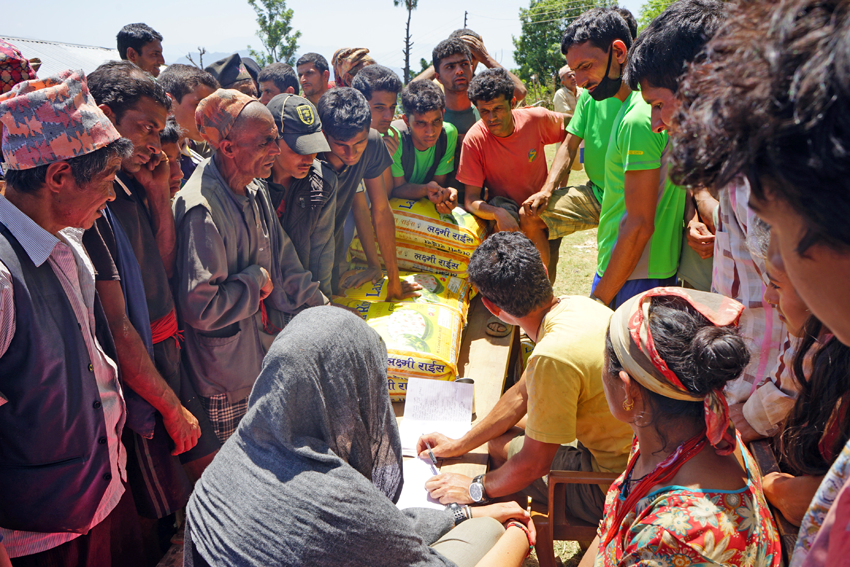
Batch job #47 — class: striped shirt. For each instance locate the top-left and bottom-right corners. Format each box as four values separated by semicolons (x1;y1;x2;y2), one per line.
712;178;786;405
0;195;127;558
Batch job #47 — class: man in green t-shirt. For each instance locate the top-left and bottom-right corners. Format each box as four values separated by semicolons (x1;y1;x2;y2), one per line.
390;80;458;213
561;8;683;308
522;89;623;270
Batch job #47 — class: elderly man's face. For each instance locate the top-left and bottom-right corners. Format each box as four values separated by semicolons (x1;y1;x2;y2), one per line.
560;69;576;91
226;111;281;180
54;154;121;230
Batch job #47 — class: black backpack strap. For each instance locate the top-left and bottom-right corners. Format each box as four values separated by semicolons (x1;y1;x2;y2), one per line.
392;120;417;183
421;128;448;184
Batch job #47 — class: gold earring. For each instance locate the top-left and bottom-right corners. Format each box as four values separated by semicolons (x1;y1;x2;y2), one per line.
622;398;634;411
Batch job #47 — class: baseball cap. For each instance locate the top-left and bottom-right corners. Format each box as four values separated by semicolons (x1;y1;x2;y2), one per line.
267;93;330;155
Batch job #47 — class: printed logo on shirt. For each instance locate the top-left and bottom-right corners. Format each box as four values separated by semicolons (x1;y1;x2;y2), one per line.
628;150;644;156
528;149;537;162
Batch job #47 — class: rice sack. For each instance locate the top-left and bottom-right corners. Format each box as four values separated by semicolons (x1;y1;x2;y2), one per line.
337;271;472;321
387;372;454;402
348;237;469;278
391;198;487;257
333;298;462;378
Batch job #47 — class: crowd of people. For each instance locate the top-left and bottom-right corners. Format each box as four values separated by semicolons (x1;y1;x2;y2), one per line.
0;0;849;565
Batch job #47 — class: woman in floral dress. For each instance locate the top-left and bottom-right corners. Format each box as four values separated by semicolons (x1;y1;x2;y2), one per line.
585;288;781;567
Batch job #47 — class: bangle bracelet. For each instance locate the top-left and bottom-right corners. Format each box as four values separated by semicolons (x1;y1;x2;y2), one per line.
505;521;533;557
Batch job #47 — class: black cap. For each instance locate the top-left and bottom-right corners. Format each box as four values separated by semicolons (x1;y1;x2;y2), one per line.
242;57;261;83
205;54;252;89
267;94;331;154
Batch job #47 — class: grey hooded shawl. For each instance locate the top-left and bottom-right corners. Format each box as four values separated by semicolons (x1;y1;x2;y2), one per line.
185;306;458;566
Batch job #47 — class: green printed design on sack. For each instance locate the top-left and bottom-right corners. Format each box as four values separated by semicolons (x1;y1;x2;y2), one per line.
332;298;462;377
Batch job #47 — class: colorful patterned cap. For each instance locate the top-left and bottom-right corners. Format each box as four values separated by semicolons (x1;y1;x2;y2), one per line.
195;88;260;149
0;69;121;171
331;48;375;87
0;40;36;94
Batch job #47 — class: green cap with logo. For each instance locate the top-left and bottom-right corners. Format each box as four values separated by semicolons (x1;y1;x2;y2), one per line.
266;93;330;155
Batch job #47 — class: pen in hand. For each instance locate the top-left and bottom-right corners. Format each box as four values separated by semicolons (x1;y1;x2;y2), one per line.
424;439;439;468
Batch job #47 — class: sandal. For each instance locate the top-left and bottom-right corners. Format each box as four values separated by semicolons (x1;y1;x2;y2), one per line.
485;315;512;337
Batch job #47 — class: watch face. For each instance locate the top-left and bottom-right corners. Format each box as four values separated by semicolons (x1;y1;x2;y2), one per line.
469;482;483;502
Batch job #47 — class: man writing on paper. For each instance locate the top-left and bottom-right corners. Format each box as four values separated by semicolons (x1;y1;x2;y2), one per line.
417;232;631;526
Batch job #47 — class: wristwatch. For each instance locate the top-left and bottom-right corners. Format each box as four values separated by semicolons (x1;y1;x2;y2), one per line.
468;474;490;504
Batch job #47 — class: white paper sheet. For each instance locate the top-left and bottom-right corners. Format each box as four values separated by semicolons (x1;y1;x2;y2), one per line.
395;457;444;510
399;378;473;457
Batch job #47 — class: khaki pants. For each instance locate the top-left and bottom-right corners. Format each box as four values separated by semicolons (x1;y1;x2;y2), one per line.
508;435;607;526
431;517;505;567
540;183;601;240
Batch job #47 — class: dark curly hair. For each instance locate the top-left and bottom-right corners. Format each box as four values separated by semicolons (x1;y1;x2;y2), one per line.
561;7;633;56
401;80;445;118
317;87;372;141
157;64;219;103
88;60;171;123
780;316;850;476
351;65;402;101
296;53;329;74
117;23;162;60
624;0;725;93
670;0;850;252
606;295;750;450
432;38;472;74
467;232;552;318
468;68;514;105
258;62;299;93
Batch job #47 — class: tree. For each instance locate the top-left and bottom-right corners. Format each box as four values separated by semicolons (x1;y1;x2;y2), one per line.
394;0;419;83
512;0;615;86
247;0;302;67
638;0;675;32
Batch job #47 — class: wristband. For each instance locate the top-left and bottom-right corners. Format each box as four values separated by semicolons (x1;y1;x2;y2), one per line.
505;521;533;557
447;502;468;526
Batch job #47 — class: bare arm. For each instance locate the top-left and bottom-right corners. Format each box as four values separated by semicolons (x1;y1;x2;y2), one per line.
463;36;527;103
133;152;177;278
578;537;600;567
464;184;519;232
591;168;660;305
96;279;200;455
413;65;437;83
472;525;530;567
392;175;457;214
692;186;719;233
365;175;419;300
762;473;825;526
685;187;715;260
0;542;10;567
522;133;582;217
345;190;384;289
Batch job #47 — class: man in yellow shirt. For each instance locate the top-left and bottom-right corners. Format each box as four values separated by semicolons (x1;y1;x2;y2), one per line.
419;232;632;525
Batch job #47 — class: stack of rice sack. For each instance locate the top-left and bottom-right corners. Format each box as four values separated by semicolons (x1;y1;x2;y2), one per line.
341;198;489;400
334;291;463;401
348;198;487;277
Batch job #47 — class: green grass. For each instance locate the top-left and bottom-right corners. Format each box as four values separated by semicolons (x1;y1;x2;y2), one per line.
547;146;598;299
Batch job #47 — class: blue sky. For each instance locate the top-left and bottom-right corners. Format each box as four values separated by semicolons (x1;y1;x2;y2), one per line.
2;0;645;71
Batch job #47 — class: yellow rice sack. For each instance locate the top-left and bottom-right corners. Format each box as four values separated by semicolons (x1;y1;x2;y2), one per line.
333;298;462;377
391;198;487;255
337;271;471;321
349;237;469;278
387;372;454;402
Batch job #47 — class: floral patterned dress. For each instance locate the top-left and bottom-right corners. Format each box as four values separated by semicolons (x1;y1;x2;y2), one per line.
595;439;782;567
